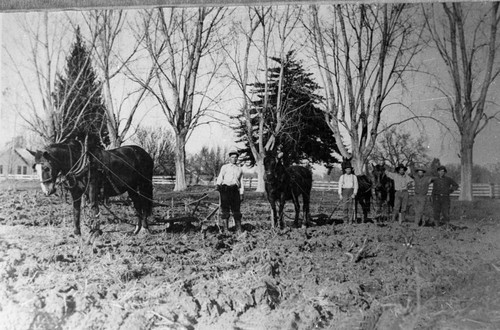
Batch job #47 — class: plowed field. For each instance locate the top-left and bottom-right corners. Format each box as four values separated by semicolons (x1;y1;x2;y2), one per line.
1;180;499;329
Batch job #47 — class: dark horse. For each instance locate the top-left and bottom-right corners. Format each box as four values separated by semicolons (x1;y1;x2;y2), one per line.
29;140;154;236
371;164;395;222
263;154;312;229
355;175;372;223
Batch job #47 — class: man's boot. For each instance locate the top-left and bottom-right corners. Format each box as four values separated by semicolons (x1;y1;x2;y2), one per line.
391;212;398;223
234;216;242;233
220;217;229;233
400;212;406;224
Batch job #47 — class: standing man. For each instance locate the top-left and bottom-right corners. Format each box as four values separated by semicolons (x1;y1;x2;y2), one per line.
431;166;459;226
216;149;244;233
338;164;358;223
411;167;434;226
386;164;414;224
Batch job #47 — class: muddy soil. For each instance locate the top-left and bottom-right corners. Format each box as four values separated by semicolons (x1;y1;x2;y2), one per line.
0;182;499;329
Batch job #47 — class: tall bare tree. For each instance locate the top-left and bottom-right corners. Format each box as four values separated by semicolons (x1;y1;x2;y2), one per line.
135;7;227;191
221;6;301;191
4;13;67;142
4;13;109;144
423;3;500;201
133;125;175;175
82;10;153;148
306;4;423;174
370;127;430;168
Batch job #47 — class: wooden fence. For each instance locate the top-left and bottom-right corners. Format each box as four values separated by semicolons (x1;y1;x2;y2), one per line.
152;176;500;198
5;174;498;198
0;174;38;181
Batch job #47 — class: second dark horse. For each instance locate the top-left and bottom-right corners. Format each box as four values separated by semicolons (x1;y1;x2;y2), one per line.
371;164;395;222
29;140;154;236
264;154;313;229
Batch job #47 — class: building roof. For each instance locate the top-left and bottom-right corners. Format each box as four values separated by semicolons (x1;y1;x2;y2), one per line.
15;149;35;167
0;148;35;167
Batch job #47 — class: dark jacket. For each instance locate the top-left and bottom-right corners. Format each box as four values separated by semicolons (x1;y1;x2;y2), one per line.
432;176;459;196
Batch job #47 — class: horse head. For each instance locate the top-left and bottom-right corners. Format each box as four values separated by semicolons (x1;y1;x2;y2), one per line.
263;152;285;184
371;164;387;189
28;140;85;196
28;148;62;196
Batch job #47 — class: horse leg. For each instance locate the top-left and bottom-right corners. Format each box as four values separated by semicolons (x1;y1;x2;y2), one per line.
87;181;102;237
303;194;311;228
128;191;143;235
269;201;278;228
292;194;300;228
362;196;370;223
70;191;82;236
278;197;286;229
139;182;153;234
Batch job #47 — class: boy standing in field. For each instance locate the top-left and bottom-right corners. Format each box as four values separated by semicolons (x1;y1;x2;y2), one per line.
386;164;414;224
216;149;244;233
411;167;434;226
338;165;358;223
431;166;459;226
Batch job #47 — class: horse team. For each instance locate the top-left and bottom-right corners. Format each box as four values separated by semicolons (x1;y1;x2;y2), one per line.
29;138;424;236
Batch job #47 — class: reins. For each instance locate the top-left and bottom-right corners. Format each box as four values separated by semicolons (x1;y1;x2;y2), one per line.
87;150;156;204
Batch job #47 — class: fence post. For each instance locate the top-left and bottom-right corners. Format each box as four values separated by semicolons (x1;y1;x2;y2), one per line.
490;183;495;199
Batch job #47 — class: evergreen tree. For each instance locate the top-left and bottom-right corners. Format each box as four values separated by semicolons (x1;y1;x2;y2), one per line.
54;27;109;147
235;51;339;167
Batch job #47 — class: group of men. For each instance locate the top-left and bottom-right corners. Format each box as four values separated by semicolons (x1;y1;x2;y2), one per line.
214;148;460;232
338;163;459;226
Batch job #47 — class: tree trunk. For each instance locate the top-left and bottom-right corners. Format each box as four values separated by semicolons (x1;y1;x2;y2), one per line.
459;135;473;201
255;159;266;193
174;134;187;191
102;81;121;148
350;148;366;175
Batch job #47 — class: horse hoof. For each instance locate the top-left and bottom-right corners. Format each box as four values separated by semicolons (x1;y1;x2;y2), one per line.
133;226;141;235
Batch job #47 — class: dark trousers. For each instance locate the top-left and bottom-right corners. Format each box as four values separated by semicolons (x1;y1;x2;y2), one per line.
341;188;355;222
432;194;450;225
219;185;242;230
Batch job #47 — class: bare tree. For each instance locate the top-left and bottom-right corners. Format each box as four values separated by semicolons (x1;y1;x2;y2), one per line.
187;145;227;182
133;125;175;175
134;7;227;191
220;7;267;191
5;13;114;145
305;4;423;174
370;127;430;169
423;3;500;201
221;6;302;191
80;10;153;148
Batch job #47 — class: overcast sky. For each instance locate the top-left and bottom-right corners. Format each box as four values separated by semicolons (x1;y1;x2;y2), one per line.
1;4;500;167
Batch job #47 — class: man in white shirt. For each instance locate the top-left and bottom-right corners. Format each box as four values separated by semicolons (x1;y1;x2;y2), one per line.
338;165;358;223
216;149;244;232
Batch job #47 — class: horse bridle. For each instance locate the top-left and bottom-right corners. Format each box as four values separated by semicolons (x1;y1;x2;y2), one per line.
36;143;87;186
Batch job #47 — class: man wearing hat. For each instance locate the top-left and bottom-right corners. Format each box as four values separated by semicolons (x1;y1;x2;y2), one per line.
386;164;414;224
431;166;459;226
410;166;434;226
216;149;244;233
338;163;358;223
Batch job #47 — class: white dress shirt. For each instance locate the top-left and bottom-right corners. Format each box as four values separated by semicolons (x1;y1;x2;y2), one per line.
216;163;244;195
338;174;358;196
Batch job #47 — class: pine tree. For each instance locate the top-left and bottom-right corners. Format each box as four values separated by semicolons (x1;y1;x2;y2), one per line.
235;51;339;167
54;27;109;147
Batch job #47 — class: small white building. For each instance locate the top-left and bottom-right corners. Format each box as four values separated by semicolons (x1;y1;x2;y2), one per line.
0;148;36;179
